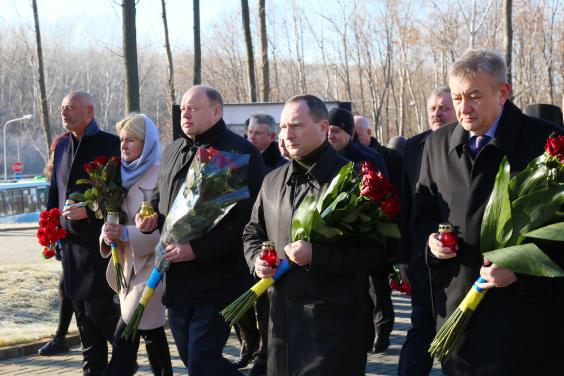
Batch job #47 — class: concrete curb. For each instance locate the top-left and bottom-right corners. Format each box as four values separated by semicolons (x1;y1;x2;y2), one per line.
0;334;81;361
0;223;38;232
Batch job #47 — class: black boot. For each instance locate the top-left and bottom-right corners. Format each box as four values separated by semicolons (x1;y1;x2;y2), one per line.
234;352;253;369
38;336;69;356
249;358;267;376
372;335;390;353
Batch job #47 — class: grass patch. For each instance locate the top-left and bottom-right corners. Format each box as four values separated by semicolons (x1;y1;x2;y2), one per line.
0;264;77;347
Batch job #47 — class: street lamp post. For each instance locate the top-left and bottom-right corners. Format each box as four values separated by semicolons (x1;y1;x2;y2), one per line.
3;114;32;181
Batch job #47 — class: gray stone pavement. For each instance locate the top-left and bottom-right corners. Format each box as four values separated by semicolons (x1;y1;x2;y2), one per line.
0;293;443;375
0;225;444;375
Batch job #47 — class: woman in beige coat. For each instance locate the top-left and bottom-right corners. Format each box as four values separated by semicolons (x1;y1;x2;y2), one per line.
101;114;172;376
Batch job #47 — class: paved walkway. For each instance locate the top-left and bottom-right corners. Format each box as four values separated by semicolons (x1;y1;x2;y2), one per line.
0;293;443;375
0;225;443;375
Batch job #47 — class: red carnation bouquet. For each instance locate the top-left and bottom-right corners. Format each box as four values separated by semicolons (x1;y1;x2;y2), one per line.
389;264;411;295
222;161;400;325
37;208;66;259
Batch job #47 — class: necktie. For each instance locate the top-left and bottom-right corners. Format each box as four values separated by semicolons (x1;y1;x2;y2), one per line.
469;135;490;156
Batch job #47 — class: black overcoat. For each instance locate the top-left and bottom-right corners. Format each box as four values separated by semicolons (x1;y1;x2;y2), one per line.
47;120;120;300
150;119;265;308
262;141;287;173
415;101;564;375
398;130;433;307
243;143;386;376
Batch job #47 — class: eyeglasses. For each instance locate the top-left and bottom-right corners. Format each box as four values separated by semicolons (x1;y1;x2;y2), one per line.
59;105;75;113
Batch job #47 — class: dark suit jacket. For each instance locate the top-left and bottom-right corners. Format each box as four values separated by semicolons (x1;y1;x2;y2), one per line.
365;137;403;266
243;143;384;375
415;101;563;375
47;120;120;300
366;137;403;190
397;130;432;307
151;119;265;308
262;141;287;173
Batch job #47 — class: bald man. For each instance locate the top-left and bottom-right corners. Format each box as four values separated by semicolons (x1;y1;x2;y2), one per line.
47;91;120;375
137;86;265;375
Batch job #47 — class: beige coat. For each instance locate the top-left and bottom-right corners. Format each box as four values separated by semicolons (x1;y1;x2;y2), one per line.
100;164;165;330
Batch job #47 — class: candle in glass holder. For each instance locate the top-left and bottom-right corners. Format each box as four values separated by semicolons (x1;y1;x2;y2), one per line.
139;202;155;219
260;241;278;268
438;222;457;253
107;211;120;225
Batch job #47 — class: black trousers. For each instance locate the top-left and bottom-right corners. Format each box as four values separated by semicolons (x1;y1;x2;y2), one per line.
72;296;120;376
105;318;173;376
234;309;259;358
368;264;395;341
56;271;74;339
234;285;269;365
254;293;269;363
398;259;435;375
168;305;242;375
397;304;435;375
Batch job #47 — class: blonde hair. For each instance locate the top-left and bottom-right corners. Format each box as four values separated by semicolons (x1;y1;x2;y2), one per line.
115;114;146;141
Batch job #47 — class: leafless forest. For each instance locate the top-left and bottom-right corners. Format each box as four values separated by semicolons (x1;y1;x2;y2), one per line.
0;0;562;174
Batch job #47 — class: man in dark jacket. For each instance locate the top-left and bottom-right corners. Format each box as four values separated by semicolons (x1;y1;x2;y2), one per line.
397;87;456;375
47;91;120;376
327;108;388;177
417;49;563;375
137;85;265;375
353;115;403;353
247;113;287;173
243;95;386;376
236;113;288;375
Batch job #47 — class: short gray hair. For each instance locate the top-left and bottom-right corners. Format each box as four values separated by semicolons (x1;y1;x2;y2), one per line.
354;115;371;130
427;86;451;104
249;113;276;133
448;49;507;86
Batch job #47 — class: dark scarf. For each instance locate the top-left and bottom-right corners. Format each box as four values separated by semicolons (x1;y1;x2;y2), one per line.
292;140;330;173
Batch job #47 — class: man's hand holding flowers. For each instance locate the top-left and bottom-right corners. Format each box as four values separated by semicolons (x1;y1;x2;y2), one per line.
476;257;517;290
135;211;196;263
164;242;195;263
62;204;87;221
284;240;312;267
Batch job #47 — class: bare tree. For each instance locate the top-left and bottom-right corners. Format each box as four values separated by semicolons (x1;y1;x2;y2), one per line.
291;3;307;94
540;0;560;103
31;0;51;152
241;0;257;102
504;0;513;85
258;0;269;101
122;0;140;113
193;0;201;85
456;0;496;48
161;0;176;106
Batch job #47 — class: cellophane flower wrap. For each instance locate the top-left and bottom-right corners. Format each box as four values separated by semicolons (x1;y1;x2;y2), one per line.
69;156;125;220
37;208;66;259
122;146;251;340
429;135;564;362
221;161;400;325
